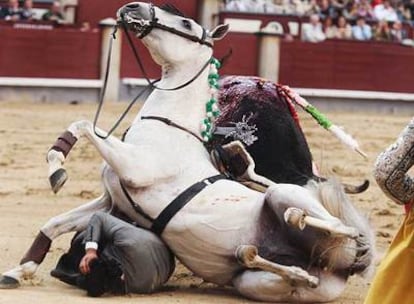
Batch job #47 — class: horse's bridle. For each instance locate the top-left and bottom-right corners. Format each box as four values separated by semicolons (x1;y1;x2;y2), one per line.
94;3;216;139
121;3;213;48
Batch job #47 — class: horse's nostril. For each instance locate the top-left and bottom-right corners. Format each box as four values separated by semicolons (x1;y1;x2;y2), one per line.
126;3;140;9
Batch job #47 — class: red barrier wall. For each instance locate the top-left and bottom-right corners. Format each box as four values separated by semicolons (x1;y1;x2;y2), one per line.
279;39;414;93
77;0;200;27
214;32;259;77
0;24;101;79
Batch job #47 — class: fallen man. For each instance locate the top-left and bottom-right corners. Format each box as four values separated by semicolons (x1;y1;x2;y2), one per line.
51;211;175;297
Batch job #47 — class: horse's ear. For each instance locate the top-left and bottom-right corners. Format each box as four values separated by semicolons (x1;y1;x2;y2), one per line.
209;24;230;40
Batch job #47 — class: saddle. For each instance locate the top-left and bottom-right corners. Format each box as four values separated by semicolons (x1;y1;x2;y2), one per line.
210;140;275;192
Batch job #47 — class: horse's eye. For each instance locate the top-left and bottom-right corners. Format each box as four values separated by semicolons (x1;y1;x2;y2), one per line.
182;19;192;30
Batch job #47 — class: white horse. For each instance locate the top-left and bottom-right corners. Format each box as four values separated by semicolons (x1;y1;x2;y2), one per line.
0;2;375;302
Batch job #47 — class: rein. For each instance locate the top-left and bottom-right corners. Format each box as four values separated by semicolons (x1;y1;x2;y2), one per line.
93;5;213;139
141;116;204;143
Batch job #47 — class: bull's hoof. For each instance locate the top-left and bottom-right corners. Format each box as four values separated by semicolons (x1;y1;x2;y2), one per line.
0;275;20;289
49;168;68;194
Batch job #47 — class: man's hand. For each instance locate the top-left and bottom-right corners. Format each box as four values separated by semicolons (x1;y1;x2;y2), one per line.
79;249;98;274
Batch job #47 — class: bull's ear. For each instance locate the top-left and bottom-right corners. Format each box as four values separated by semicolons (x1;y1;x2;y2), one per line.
209;24;229;40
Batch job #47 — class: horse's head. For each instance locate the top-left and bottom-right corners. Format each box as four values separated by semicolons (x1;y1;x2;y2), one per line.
117;2;229;65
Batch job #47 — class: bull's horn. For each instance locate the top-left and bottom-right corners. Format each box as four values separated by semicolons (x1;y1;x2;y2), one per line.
343;179;370;194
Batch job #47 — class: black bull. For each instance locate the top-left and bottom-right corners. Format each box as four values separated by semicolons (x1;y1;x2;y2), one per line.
211;75;315;186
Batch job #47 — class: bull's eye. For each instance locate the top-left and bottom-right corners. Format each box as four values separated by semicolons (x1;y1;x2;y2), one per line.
182;19;192;30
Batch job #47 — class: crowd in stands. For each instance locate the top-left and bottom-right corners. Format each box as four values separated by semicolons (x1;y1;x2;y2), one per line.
0;0;65;23
302;11;409;42
222;0;414;44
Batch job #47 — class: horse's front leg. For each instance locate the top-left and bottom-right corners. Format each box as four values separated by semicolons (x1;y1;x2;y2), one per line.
0;193;111;289
47;120;176;193
265;184;359;238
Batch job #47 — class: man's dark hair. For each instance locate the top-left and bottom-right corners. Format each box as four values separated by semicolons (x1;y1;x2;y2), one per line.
85;258;125;297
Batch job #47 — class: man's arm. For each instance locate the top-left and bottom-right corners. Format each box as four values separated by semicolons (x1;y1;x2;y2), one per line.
79;211;110;274
374;118;414;205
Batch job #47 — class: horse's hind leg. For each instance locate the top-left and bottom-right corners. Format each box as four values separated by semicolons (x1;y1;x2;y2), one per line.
0;192;111;288
236;245;318;288
265;184;359;238
233;269;346;302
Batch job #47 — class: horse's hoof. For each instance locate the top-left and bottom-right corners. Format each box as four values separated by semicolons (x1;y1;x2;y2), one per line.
0;275;20;289
235;245;258;266
49;168;68;193
308;276;319;288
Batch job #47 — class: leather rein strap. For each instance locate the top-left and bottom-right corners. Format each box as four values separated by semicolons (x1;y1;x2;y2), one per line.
141;116;204;143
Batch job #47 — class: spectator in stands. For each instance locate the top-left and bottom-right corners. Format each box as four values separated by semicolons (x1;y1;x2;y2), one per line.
406;0;414;24
371;0;383;9
390;20;407;42
352;16;373;40
374;0;399;21
302;13;326;42
396;1;411;21
335;15;353;38
331;0;351;19
304;0;321;16
293;0;313;15
0;0;21;21
374;19;393;41
42;0;65;23
324;16;338;38
349;0;375;20
224;0;276;13
273;0;303;15
21;0;34;20
319;0;338;19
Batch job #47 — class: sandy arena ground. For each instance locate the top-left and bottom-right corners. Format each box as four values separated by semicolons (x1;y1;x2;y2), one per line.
0;101;412;304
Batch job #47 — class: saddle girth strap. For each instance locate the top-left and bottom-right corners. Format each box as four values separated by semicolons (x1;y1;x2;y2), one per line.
151;174;227;235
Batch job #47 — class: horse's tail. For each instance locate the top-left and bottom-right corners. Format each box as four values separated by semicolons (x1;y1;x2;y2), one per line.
310;178;376;278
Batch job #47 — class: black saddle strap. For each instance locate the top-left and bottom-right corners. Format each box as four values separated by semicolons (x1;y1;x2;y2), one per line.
141;116;204;143
120;180;154;223
151;174;227;235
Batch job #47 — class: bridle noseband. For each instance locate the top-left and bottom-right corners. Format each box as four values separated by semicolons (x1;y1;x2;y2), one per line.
121;3;213;48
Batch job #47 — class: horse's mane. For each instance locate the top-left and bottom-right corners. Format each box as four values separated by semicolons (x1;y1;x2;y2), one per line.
305;179;376;278
160;4;187;17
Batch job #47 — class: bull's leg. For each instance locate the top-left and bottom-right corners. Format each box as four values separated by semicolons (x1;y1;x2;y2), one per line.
236;245;318;288
265;184;358;238
233;268;347;303
47;120;178;192
0;193;110;289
